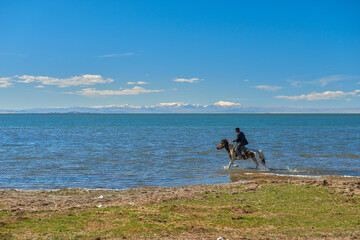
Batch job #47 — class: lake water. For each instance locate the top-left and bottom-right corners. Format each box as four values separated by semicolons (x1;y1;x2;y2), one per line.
0;114;359;190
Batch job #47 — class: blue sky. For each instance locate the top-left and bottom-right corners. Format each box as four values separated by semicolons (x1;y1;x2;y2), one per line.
1;0;359;110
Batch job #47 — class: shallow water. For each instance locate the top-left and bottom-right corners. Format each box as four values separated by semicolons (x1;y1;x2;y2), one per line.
0;114;359;189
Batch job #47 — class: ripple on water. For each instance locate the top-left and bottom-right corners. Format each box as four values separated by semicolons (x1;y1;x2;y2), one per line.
0;113;359;189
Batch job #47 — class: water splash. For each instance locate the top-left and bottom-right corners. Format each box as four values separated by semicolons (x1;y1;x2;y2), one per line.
286;166;300;173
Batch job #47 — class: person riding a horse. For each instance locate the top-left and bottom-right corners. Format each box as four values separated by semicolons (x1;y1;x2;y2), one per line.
230;127;248;159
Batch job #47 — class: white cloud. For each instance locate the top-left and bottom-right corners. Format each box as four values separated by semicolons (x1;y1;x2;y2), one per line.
127;81;149;85
67;86;164;96
173;78;201;83
288;80;302;87
244;79;249;82
0;77;12;88
213;101;242;107
276;90;360;100
253;85;283;91
99;52;135;58
288;75;359;88
16;74;113;87
317;75;353;86
35;85;44;88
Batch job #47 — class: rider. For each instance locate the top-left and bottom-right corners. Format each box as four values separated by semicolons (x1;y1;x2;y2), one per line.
230;127;248;159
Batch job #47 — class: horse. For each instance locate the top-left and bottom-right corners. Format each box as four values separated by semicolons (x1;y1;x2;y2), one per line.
216;139;267;169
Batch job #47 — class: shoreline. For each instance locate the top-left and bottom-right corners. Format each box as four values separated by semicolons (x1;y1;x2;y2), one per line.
1;173;359;212
2;171;359;192
1;173;359;239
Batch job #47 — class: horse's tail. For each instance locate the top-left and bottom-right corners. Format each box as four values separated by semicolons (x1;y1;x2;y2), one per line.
258;150;267;168
258;150;265;161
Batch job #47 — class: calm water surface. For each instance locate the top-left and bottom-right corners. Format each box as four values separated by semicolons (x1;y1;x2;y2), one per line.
0;114;359;189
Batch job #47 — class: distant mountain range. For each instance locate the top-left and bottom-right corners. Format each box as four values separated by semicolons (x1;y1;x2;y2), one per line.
1;101;359;113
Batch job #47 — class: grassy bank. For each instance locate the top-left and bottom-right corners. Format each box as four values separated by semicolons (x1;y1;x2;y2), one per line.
0;175;359;239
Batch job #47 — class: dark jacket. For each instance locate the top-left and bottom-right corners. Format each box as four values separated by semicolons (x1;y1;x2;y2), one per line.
235;132;248;146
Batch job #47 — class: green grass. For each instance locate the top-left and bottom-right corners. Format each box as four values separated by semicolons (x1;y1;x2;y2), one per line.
0;184;359;239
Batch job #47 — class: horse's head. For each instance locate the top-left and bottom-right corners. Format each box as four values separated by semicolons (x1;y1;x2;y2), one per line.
217;139;229;150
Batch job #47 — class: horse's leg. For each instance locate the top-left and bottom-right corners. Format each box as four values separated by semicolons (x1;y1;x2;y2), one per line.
249;152;259;169
253;158;259;169
228;153;234;169
261;158;267;168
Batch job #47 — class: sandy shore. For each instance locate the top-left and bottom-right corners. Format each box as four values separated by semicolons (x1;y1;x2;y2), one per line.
1;173;359;212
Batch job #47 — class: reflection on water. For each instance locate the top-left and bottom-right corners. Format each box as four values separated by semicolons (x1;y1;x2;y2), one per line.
0;114;359;189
